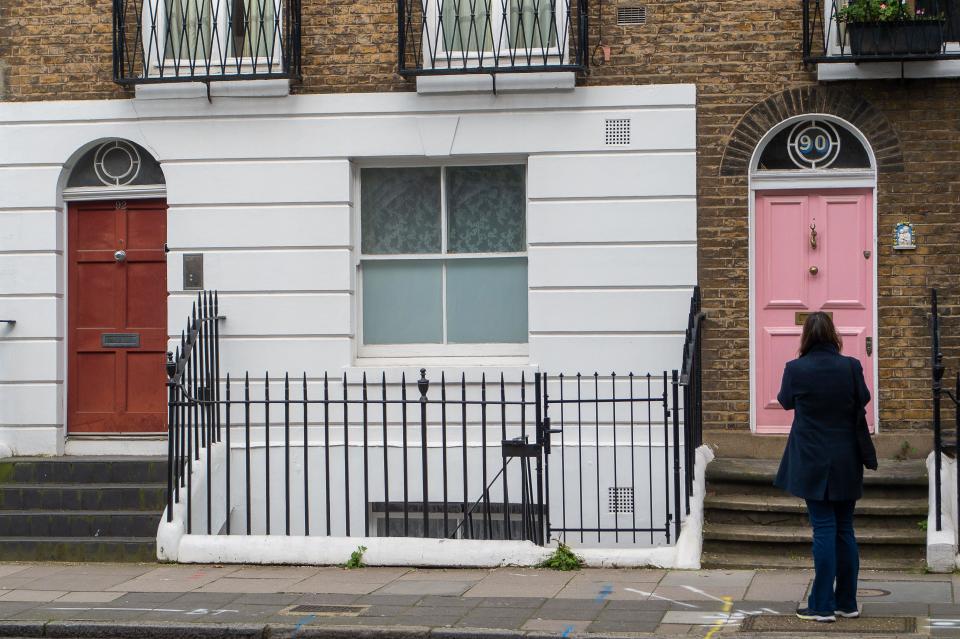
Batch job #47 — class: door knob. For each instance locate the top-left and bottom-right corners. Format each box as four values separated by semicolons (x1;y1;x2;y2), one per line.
114;250;127;263
809;265;819;275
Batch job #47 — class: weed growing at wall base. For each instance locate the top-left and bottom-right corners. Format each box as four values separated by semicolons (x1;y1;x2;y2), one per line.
345;545;367;569
537;543;585;571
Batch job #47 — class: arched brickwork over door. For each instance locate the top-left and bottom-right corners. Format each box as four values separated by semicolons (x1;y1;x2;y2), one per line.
720;87;904;177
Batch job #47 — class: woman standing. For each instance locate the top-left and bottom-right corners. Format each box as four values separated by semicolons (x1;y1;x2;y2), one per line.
774;312;877;623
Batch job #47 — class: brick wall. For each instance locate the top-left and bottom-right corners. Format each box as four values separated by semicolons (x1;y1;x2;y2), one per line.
3;0;958;430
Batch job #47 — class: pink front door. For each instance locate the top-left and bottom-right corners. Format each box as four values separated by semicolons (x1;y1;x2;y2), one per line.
755;190;874;434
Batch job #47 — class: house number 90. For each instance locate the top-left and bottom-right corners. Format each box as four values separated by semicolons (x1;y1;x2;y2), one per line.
787;120;840;169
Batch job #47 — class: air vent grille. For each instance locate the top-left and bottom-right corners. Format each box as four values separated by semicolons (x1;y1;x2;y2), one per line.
605;118;631;145
617;6;646;25
608;486;634;513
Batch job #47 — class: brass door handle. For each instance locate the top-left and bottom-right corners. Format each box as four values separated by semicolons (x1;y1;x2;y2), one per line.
809;265;819;275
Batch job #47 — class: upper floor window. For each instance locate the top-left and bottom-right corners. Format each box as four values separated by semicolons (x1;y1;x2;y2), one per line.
398;0;587;75
114;0;300;83
358;165;528;358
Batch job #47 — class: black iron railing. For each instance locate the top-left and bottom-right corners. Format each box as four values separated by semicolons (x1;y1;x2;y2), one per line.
166;291;224;526
114;0;301;84
542;372;682;545
931;288;959;532
803;0;960;63
166;291;696;548
398;0;588;75
679;285;705;517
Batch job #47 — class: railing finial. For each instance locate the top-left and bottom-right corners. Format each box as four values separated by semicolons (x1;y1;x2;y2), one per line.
418;368;429;401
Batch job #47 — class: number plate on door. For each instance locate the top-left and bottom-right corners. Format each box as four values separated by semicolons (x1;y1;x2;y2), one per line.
101;333;141;348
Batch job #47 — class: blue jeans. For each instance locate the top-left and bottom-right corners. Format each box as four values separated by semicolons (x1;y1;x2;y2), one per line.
805;499;859;614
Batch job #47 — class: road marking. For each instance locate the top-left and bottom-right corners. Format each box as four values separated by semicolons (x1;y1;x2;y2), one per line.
680;585;729;603
294;614;317;633
703;596;733;639
623;588;698;608
45;606;239;616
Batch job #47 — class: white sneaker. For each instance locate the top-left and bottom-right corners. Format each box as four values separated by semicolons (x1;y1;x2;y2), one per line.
834;608;860;618
796;608;836;622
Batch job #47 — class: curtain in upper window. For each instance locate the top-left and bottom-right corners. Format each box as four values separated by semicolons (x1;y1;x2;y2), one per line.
509;0;557;49
441;0;494;52
230;0;278;58
164;0;212;59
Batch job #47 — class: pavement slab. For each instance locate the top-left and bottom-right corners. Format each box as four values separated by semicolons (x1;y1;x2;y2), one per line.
197;577;309;593
54;591;125;603
0;564;950;638
107;565;240;592
377;580;476;596
0;589;67;602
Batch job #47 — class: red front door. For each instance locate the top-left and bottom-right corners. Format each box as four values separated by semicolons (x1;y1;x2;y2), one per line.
755;189;875;434
68;199;168;433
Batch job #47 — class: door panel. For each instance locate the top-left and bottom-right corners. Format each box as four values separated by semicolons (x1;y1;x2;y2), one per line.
754;190;874;434
68;199;168;434
821;195;867;308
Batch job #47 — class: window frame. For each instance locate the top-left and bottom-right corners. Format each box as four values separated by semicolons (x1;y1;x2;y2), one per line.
353;158;530;361
141;0;283;73
422;0;568;71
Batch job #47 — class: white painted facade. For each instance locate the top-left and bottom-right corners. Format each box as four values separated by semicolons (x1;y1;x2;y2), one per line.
0;84;697;456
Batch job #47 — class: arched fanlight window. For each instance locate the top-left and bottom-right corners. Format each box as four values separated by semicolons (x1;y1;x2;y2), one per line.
756;118;871;171
67;140;165;188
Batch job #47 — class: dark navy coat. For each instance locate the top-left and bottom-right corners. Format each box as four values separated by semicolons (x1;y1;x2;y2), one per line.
773;343;871;502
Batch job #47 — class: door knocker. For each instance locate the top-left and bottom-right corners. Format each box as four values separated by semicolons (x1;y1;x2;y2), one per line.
809;221;818;249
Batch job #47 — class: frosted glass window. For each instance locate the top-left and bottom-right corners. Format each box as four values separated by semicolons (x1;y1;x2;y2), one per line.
447;258;528;343
361;167;442;254
447;165;525;254
360;165;527;350
362;261;443;344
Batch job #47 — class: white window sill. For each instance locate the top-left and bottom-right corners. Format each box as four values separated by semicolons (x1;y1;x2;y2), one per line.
818;59;960;80
134;78;291;100
347;358;536;379
416;71;575;95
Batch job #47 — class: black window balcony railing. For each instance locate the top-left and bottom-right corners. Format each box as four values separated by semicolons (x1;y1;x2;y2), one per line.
398;0;588;76
113;0;301;84
803;0;960;63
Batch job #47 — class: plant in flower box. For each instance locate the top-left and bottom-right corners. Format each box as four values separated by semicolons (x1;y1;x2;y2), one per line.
836;0;945;56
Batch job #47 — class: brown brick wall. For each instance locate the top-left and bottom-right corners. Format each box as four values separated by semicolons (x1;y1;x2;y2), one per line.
3;0;959;430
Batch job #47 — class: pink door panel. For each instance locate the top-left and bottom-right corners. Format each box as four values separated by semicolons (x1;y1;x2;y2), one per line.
755;190;874;434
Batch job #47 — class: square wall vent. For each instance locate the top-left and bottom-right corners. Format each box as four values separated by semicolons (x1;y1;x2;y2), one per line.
605;118;631;145
608;486;635;513
617;6;646;25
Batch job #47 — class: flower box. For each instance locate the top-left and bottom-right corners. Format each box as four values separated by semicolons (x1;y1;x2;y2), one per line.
846;20;945;55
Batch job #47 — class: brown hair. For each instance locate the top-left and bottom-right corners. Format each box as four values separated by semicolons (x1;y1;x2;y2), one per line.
799;311;843;357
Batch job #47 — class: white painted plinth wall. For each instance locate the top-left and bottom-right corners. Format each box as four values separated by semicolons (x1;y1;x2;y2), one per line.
926;452;960;572
0;84;697;460
159;444;714;567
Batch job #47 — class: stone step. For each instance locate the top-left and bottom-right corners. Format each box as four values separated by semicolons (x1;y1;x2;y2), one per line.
0;511;162;538
706;458;927;486
0;484;167;511
701;550;926;571
703;522;925;545
0;457;167;484
704;495;928;527
705;494;927;516
702;538;925;567
0;537;157;562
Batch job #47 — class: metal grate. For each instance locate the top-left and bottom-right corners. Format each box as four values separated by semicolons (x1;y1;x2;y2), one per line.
617;6;646;25
605;118;631;145
608;487;634;513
